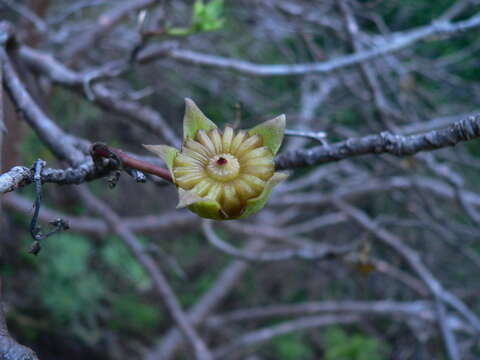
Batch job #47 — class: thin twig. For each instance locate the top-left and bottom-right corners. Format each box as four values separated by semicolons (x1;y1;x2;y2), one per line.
76;186;213;360
435;296;461;360
91;143;173;183
332;198;480;333
212;314;360;359
28;160;69;255
141;13;480;76
284;129;327;144
202;220;357;262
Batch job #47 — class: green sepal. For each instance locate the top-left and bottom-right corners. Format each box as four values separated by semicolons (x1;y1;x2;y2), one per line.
143;144;178;181
189;200;226;220
176;188;226;220
239;172;288;219
183;98;217;140
248;114;286;155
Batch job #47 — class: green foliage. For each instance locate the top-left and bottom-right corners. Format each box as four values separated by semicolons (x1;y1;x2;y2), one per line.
36;234;106;337
20;128;54;165
34;233;161;342
192;0;224;32
270;334;313;360
168;0;224;35
109;295;161;333
49;87;100;126
101;236;151;290
323;327;389;360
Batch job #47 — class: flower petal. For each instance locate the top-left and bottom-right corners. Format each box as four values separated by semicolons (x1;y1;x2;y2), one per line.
196;129;217;154
239;172;288;219
183;98;217;140
143;144;178;180
222;126;234;153
248;114;286;155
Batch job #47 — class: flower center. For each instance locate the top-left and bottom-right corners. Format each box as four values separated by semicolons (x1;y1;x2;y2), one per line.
206;153;240;182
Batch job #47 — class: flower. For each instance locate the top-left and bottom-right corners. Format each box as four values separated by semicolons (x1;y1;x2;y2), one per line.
144;99;287;220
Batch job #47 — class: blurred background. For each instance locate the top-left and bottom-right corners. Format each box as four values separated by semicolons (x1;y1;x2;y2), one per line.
1;0;480;359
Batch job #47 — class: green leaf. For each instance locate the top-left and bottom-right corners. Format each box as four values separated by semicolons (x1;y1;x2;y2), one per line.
36;234;106;333
143;144;178;180
239;172;288;219
192;0;224;32
204;0;223;19
101;237;151;290
166;27;193;36
193;0;205;19
110;296;161;332
183;98;217;140
271;334;313;360
248;114;286;155
324;327;390;360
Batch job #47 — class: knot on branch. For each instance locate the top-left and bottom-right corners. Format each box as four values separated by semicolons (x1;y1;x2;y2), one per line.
454;115;480;141
379;131;405;156
0;21;17;50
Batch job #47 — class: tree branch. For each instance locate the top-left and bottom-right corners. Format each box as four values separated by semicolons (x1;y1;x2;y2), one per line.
0;277;39;360
332;198;480;334
0;166;31;194
202;220;357;262
62;0;159;60
0;47;85;166
276;114;480;169
206;300;470;333
140;13;480;76
212;314;360;359
76;186;213;360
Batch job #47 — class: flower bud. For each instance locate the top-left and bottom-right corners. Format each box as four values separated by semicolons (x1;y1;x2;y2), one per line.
145;99;287;220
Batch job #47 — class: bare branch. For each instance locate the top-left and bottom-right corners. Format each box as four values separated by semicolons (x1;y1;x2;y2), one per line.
0;166;31;194
144;239;266;360
276;114;480;169
76;186;213;360
202;220;357;262
272;175;480;209
0;278;39;360
0;0;48;35
140;13;480;76
62;0;159;59
207;300;470;334
435;296;461;360
13;37;480;174
284;128;327;143
212;314;360;359
333;199;480;333
0;47;85;165
2;193;197;236
19;46;180;147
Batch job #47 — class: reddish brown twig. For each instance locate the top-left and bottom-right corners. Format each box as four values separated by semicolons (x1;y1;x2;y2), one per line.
90;143;173;183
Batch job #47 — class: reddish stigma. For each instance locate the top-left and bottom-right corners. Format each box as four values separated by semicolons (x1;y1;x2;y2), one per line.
217;157;228;165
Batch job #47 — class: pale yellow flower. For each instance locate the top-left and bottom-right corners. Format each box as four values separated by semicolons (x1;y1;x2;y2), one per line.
145;99;287;220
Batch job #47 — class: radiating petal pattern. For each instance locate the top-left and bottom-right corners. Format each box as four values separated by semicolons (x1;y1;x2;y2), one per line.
173;126;276;218
147;99;286;220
